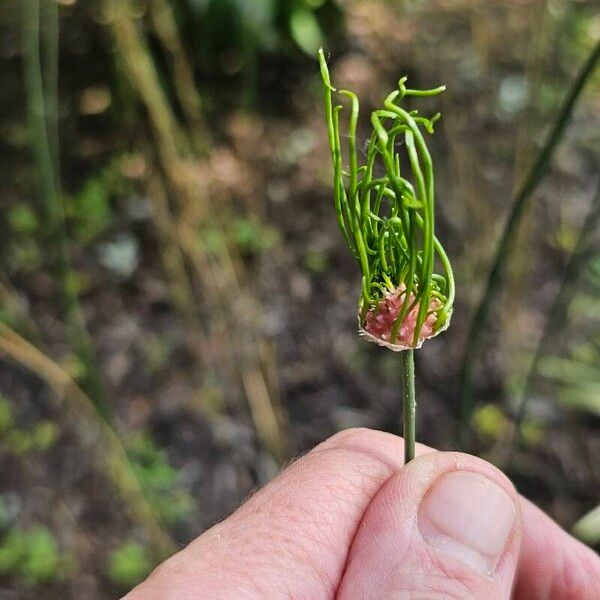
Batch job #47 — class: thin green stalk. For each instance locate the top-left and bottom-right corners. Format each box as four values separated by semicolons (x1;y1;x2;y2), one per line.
23;0;57;224
42;0;59;173
22;0;107;418
505;183;600;466
401;349;416;463
0;323;176;561
459;41;600;439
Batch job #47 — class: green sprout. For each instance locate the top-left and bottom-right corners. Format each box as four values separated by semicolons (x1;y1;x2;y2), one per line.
318;49;454;350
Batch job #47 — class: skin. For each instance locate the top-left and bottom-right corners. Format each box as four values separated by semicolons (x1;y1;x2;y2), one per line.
124;428;600;599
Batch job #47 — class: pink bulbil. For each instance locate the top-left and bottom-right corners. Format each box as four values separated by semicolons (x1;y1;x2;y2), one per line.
361;284;441;350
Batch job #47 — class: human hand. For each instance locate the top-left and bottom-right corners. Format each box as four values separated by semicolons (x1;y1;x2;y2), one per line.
124;428;600;599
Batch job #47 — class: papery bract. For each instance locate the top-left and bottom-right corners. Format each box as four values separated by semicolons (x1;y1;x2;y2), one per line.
360;285;450;351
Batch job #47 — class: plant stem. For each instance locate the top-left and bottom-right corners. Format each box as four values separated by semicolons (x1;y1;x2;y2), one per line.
401;349;416;463
23;0;107;417
504;183;600;467
459;40;600;441
0;322;176;561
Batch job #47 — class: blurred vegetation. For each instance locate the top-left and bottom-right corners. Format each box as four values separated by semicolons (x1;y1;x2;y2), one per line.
0;0;599;597
127;433;194;526
0;525;73;585
105;540;153;588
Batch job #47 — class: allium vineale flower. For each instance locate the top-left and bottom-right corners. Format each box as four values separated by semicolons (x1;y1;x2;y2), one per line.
318;50;454;351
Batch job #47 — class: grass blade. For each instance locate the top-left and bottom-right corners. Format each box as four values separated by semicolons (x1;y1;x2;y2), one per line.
459;41;600;440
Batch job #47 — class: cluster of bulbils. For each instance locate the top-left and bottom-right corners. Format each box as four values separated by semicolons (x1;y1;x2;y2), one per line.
319;49;454;351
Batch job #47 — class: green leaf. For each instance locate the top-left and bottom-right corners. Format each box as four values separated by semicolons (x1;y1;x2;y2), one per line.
303;249;329;273
0;526;66;584
31;421;59;450
0;529;25;575
72;178;112;243
538;356;600;384
472;404;509;439
8;204;38;234
21;527;62;584
4;430;33;456
106;542;153;587
559;383;600;416
573;503;600;545
127;434;194;525
289;5;323;56
232;217;280;254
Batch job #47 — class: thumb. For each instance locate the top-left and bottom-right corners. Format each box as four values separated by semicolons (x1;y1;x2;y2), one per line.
337;451;522;599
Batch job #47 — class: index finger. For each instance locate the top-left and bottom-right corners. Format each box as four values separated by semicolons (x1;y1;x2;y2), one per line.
124;428;432;599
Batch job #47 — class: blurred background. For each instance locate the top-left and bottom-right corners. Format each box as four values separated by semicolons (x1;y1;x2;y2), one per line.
0;0;599;597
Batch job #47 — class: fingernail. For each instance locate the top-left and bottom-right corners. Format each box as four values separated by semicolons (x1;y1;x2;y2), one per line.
418;471;516;575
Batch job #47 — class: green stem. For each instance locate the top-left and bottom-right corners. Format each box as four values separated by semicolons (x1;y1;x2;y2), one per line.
42;0;59;174
401;349;416;463
505;184;600;467
23;0;107;419
459;41;600;440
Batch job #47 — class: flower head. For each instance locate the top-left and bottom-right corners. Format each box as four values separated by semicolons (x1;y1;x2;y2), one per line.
360;284;449;351
318;49;454;349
